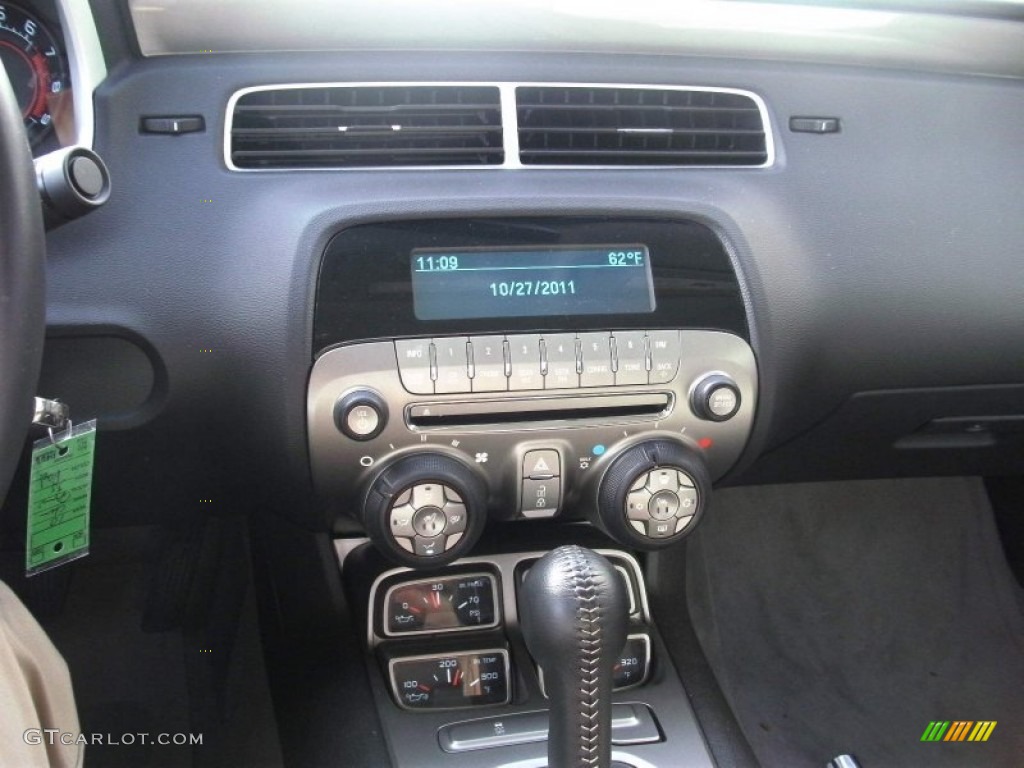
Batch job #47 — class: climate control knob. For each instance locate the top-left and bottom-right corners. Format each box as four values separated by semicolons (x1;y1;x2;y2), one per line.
595;439;710;549
363;453;487;567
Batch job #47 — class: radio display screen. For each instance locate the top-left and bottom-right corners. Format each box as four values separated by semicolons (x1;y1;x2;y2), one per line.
410;245;656;321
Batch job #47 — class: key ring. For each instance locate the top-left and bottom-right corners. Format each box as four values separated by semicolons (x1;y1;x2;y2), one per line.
48;420;74;450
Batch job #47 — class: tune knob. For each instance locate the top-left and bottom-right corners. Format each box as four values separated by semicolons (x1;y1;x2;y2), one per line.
690;374;741;422
363;453;487;567
595;439;710;549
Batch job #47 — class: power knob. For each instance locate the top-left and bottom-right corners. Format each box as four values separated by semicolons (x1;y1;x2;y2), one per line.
595;439;710;549
690;374;741;422
334;389;388;441
363;453;487;567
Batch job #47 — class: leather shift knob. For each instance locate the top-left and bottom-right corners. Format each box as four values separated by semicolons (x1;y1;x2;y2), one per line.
520;546;629;768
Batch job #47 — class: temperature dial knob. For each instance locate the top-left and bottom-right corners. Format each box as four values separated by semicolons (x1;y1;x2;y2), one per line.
595;439;710;549
364;453;487;567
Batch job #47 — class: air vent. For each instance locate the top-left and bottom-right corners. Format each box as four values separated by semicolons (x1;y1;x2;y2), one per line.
229;85;504;169
516;86;768;167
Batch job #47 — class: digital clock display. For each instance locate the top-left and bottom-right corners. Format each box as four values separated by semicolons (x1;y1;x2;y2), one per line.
410;245;656;320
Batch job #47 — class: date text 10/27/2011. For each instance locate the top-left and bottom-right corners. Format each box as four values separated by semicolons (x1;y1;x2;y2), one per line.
489;280;575;298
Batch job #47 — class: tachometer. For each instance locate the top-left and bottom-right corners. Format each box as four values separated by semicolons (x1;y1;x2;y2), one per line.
0;3;69;147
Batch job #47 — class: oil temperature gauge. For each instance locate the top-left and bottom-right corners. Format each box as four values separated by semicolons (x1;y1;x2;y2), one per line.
384;572;498;636
389;649;510;710
613;634;652;690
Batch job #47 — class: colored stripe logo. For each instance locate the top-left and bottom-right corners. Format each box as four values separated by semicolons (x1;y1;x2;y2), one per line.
921;721;997;742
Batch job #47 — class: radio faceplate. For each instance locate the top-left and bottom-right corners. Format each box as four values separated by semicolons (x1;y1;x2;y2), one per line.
308;329;756;528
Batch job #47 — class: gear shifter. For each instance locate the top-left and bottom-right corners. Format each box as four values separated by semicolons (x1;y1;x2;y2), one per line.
520;546;629;768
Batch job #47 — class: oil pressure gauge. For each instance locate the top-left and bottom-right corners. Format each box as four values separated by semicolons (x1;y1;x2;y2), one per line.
384;572;499;636
389;649;510;710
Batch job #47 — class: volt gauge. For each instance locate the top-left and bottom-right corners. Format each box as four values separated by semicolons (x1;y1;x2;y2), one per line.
389;649;510;710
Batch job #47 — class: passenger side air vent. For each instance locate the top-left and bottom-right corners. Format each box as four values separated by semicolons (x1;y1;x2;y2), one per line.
516;86;768;167
229;85;504;169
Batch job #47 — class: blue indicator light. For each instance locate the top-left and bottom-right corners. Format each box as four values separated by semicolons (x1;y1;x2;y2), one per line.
593;444;606;456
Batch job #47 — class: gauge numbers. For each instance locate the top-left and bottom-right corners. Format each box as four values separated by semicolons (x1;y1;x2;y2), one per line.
390;649;510;710
0;3;69;146
384;572;498;636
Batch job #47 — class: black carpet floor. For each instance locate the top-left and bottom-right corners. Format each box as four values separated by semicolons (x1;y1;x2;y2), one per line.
686;477;1024;768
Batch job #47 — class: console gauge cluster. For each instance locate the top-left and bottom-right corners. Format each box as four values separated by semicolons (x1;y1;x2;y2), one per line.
369;551;654;712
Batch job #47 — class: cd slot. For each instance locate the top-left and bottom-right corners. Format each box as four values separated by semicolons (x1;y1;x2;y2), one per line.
407;393;672;427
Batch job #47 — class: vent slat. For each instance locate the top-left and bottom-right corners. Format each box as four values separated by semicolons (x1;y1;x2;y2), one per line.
234;103;501;115
516;86;767;167
231;85;503;169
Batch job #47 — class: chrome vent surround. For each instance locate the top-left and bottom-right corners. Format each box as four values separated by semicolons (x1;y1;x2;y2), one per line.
229;85;503;169
517;86;768;166
225;83;773;171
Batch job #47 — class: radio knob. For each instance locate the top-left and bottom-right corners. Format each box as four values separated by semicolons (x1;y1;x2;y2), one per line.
690;374;741;422
334;389;388;441
363;453;487;567
595;439;710;549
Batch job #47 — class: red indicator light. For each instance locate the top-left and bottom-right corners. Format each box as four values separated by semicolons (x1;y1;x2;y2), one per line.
698;437;713;450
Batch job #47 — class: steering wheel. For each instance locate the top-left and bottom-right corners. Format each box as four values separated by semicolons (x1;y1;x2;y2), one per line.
0;60;46;506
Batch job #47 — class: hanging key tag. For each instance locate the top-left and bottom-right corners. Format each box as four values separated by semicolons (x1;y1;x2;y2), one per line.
26;419;97;576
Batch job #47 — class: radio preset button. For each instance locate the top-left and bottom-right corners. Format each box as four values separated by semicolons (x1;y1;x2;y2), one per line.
469;335;508;392
433;336;472;394
648;330;681;384
542;334;579;389
394;339;434;394
579;332;614;387
613;331;649;386
508;334;544;391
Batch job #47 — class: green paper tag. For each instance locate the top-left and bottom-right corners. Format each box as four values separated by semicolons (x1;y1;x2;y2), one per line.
26;419;97;576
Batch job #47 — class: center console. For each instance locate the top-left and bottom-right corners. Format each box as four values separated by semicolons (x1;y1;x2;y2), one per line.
308;215;756;766
308;216;757;563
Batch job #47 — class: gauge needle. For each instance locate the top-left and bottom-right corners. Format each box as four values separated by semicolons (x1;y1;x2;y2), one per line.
453;669;462;687
418;684;430;692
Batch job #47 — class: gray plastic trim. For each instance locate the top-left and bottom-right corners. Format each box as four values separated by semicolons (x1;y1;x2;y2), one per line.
56;0;106;149
223;82;775;172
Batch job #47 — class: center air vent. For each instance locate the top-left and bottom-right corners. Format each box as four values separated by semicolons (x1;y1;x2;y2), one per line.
229;85;503;170
516;86;768;167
